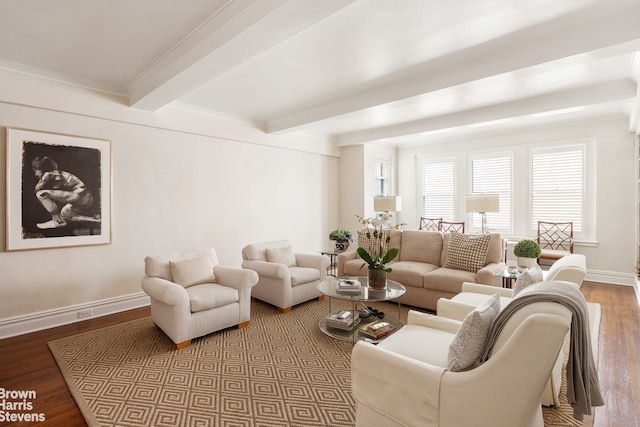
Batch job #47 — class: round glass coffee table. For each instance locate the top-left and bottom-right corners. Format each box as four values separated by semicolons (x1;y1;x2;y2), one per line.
317;276;406;342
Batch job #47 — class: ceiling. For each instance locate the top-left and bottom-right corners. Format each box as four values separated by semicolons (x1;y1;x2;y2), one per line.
1;0;640;147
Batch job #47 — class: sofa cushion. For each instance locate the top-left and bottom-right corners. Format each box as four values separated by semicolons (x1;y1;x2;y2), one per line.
145;248;218;280
444;232;491;273
387;261;439;288
513;267;544;296
388;229;403;252
186;283;238;313
289;266;321;286
170;256;215;288
399;230;443;265
484;233;504;264
242;240;290;261
378;324;452;368
424;267;478;293
343;258;367;276
265;246;297;267
447;292;501;371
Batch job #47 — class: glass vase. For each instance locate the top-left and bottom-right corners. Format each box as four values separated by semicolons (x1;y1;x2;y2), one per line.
368;268;387;289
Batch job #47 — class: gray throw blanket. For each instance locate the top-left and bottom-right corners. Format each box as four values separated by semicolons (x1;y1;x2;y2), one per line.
479;281;604;421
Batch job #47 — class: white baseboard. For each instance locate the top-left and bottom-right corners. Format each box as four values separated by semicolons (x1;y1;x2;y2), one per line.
0;292;150;340
585;269;636;287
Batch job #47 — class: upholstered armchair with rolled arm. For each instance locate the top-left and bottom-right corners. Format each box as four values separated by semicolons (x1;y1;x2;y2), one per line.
435;254;587;406
142;248;258;349
352;302;573;427
241;240;329;313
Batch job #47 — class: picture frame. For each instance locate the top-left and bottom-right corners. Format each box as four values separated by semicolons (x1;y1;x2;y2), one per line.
6;128;112;251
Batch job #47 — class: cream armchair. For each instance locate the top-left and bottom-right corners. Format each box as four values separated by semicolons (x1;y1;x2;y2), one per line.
351;305;572;427
241;240;329;313
435;254;586;406
142;248;258;349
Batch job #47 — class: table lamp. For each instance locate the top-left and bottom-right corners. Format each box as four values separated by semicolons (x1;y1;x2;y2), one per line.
374;196;402;228
466;193;499;234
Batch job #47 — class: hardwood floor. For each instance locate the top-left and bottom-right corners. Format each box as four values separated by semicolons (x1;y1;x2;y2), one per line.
0;307;150;427
0;282;638;427
580;281;640;427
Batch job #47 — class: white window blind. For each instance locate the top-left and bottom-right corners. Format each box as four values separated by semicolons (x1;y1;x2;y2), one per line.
422;159;455;221
530;147;583;233
375;159;389;197
470;156;511;231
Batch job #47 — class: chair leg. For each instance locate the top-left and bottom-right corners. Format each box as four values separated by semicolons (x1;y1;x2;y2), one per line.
176;339;191;350
238;321;250;329
278;306;292;313
317;295;325;302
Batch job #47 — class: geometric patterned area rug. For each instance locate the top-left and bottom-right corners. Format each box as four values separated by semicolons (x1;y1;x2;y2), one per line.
48;298;601;427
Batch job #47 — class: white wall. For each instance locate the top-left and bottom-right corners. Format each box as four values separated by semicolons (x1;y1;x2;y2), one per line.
338;144;399;232
397;118;637;286
0;70;340;332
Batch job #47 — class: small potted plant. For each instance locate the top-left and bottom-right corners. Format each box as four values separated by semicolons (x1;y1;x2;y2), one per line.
329;229;354;252
357;227;399;288
513;239;542;269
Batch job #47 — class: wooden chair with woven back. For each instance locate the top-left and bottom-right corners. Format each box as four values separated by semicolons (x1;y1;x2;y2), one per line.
439;221;465;234
419;217;442;231
537;221;574;262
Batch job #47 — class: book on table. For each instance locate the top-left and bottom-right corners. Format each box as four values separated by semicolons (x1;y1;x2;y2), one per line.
336;278;363;294
359;320;397;339
326;310;361;330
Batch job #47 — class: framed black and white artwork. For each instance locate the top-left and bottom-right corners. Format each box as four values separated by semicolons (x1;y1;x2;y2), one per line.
6;128;111;250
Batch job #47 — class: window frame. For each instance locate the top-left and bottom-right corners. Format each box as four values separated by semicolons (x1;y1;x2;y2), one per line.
527;141;592;240
418;156;457;222
374;158;390;197
467;151;514;235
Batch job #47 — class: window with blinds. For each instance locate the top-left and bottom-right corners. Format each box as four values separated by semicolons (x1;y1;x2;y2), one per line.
530;146;584;234
422;158;455;221
470;155;512;232
375;159;389;197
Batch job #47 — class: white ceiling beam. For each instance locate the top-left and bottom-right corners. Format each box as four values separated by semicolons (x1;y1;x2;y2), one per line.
267;2;640;134
629;52;640;134
128;0;355;111
335;79;637;145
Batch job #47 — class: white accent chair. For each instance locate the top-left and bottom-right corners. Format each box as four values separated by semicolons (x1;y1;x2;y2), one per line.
142;248;258;349
241;240;329;313
351;304;572;427
435;253;586;406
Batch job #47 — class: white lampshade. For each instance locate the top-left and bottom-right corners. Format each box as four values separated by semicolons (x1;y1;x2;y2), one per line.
374;196;402;212
466;193;499;213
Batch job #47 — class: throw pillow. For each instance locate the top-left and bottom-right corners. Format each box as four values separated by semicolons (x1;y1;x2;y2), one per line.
170;256;215;288
443;232;491;273
447;292;501;372
512;266;544;296
265;246;297;267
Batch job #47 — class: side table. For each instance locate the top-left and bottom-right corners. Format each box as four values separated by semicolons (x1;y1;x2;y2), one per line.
320;250;340;276
496;268;519;288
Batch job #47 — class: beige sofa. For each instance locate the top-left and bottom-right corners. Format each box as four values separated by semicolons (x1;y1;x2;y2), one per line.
337;229;505;311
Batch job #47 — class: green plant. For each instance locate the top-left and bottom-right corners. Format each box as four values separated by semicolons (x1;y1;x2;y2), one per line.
329;229;353;242
356;227;399;272
513;239;541;258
